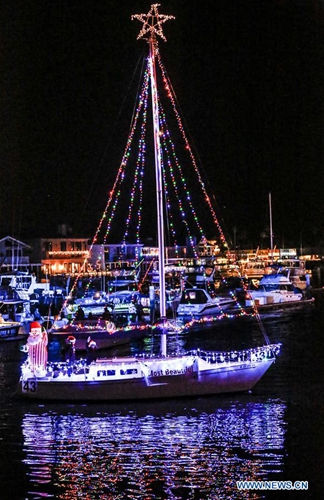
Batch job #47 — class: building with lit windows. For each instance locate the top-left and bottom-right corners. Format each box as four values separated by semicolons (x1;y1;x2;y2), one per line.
28;237;90;276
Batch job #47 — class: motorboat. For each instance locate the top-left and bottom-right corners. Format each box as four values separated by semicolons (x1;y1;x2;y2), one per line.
0;271;49;298
177;288;236;317
245;271;311;307
47;287;149;352
0;314;26;342
0;287;33;338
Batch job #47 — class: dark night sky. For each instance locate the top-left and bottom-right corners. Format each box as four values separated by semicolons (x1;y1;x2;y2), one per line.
1;0;324;249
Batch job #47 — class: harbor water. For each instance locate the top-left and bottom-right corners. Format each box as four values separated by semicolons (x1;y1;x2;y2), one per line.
1;290;324;499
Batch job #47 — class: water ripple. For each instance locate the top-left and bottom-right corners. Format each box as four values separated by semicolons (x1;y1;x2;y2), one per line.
21;399;286;499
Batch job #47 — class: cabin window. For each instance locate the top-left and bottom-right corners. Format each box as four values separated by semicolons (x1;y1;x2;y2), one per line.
97;369;116;377
120;369;138;375
180;290;207;304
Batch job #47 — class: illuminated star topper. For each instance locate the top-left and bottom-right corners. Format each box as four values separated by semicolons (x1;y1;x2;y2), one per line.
131;3;175;42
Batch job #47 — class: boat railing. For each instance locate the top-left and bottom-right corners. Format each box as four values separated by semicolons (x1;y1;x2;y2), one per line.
189;344;281;364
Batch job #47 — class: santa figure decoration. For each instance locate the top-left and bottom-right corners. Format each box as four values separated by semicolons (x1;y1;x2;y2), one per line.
27;321;48;375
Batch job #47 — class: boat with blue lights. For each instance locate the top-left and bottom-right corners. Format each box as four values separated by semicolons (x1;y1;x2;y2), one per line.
0;314;26;342
17;4;280;401
1;288;32;341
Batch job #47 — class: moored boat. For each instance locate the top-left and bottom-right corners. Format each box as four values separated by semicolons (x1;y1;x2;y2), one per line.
49;317;150;352
0;295;32;340
177;288;236;318
49;289;148;351
0;315;26;342
244;271;314;310
19;343;280;401
17;4;280;402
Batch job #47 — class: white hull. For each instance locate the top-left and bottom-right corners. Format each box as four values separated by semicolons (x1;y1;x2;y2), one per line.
18;344;280;401
246;293;303;306
177;299;235;317
246;272;305;306
177;288;236;317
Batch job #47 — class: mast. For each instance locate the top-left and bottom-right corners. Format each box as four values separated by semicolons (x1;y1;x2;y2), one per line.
132;4;175;355
269;192;274;263
149;34;166;321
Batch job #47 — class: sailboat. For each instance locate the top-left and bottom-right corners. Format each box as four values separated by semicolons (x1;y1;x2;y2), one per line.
17;4;280;401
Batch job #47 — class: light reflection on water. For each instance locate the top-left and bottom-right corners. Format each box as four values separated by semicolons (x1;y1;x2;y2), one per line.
3;304;321;498
22;398;286;499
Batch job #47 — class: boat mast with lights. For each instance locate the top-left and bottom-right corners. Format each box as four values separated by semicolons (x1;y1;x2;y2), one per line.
132;4;175;355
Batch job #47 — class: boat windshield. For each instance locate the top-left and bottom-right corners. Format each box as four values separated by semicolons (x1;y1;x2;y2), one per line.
180;289;208;304
259;284;295;292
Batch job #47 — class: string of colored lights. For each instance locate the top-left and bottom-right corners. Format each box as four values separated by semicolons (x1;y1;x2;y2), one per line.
60;65;151;308
92;66;151;267
138;257;155;292
158;119;181;258
122;73;149;251
159;104;205;239
157;52;229;248
159;102;206;258
100;65;150;247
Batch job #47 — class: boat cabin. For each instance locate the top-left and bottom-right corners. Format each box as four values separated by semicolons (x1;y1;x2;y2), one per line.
179;288;212;305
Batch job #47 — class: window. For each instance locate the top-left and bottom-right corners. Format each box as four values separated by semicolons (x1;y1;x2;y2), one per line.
120;368;138;375
44;241;52;252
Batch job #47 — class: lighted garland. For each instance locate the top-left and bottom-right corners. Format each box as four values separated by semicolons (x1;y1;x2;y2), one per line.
157;52;228;248
181;308;256;330
159;102;202;258
60;66;151;310
122;73;149;249
159;123;181;257
159;102;205;240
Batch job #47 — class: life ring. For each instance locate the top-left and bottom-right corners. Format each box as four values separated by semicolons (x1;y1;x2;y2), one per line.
105;321;117;333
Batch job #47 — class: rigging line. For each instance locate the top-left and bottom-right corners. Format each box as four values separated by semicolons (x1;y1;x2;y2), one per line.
100;61;150;246
68;62;151;289
158;100;205;241
122;67;149;246
157;54;228;249
239;279;271;345
159;109;196;256
165;79;231;250
74;49;147;234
